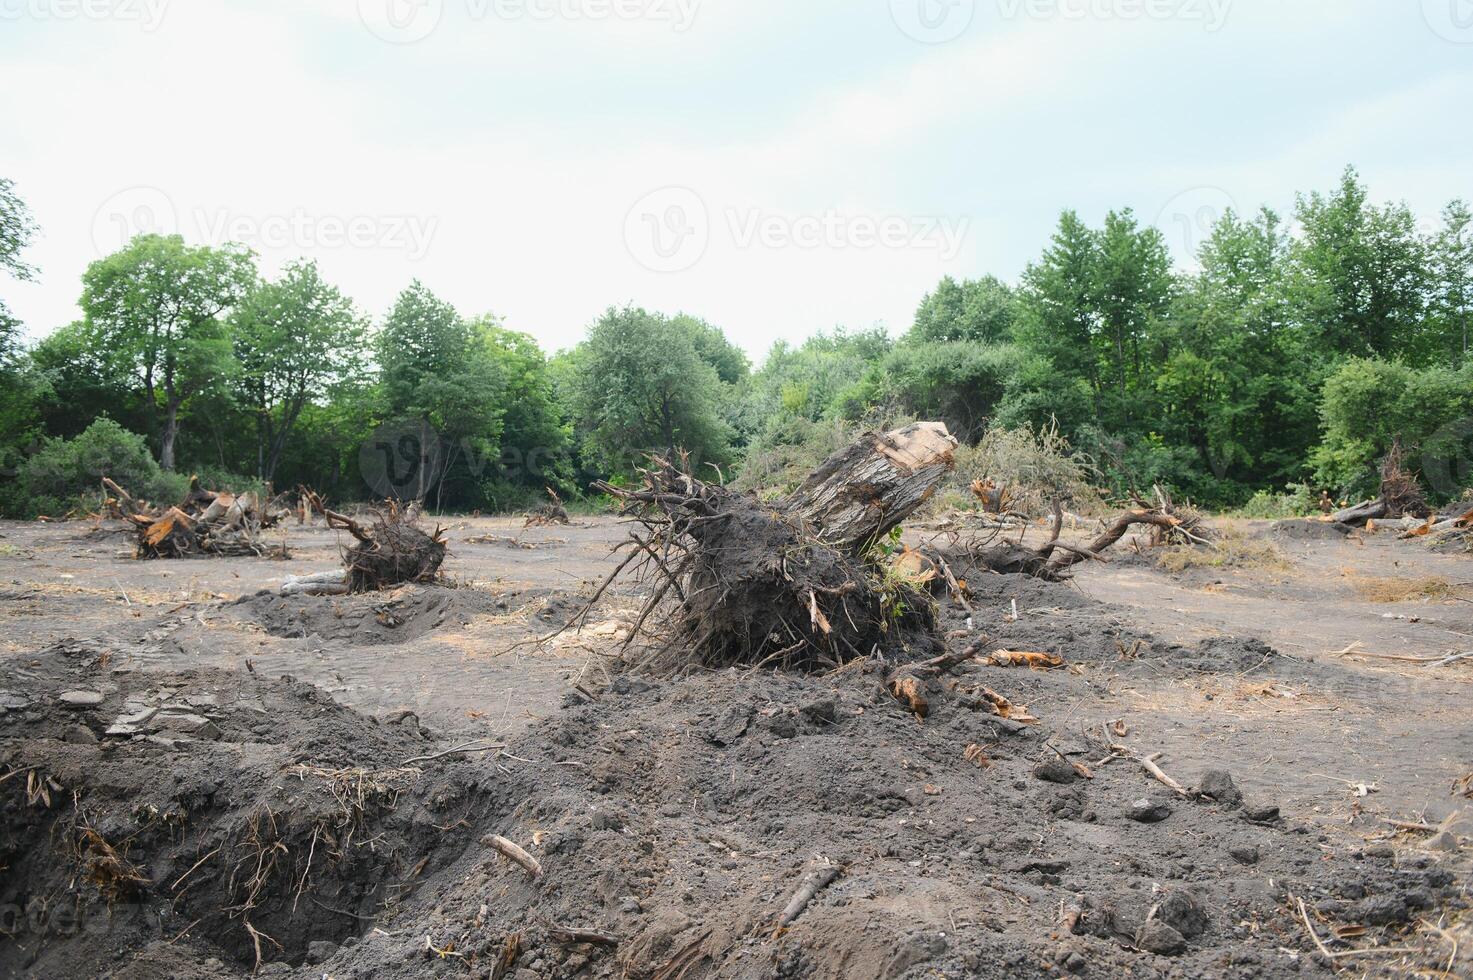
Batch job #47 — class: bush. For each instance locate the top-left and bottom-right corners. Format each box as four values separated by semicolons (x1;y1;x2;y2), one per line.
1236;483;1318;519
190;466;268;497
1313;358;1473;501
12;418;177;516
944;420;1103;516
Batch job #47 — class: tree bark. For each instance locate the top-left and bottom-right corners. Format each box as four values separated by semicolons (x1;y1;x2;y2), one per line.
160;399;180;471
783;421;958;555
1331;499;1387;527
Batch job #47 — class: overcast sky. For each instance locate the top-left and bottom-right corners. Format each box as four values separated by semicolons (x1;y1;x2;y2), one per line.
2;0;1470;359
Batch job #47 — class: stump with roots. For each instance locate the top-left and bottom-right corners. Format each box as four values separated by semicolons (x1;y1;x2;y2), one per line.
306;493;447;593
586;423;958;673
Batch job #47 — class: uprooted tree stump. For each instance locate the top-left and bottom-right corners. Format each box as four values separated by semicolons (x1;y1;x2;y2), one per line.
303;492;447;593
585;422;959;672
1335;438;1431;528
524;487;571;528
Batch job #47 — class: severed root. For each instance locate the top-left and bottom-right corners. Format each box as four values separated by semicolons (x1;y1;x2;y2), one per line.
775;862;843;932
986;650;1063;669
1110;745;1188;796
546;925;619;948
484;835;542;878
885;641;989;718
888;676;929;718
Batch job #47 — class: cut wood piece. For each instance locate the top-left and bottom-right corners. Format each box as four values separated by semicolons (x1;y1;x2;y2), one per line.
1332;499;1388;527
484;835;542;878
784;422;958;554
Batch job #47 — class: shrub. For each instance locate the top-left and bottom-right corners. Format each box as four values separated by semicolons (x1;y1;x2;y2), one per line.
13;419;179;516
945;420;1103;516
1236;482;1318;519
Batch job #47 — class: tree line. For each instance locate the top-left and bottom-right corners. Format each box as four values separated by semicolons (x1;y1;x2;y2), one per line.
1;165;1470;516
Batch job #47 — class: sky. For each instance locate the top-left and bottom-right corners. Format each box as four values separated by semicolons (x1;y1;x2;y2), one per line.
2;0;1471;360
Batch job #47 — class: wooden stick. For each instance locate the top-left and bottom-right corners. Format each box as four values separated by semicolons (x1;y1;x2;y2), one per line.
775;863;841;929
1110;744;1188;796
936;556;974;614
546;925;620;948
1295;895;1337;960
484;835;542;878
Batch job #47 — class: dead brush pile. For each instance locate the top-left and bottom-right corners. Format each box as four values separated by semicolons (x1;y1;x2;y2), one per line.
106;475;293;559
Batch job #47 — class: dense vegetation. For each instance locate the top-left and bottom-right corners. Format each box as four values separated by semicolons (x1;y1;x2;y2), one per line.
1;166;1470;516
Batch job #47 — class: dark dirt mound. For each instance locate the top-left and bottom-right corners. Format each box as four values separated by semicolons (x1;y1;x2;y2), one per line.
0;651;503;979
5;623;1462;980
1269;519;1354;541
220;584;510;646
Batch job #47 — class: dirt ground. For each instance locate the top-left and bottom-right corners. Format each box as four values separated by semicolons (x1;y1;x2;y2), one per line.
1;513;1470;979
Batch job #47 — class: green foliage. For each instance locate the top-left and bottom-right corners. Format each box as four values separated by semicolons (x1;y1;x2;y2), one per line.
376;282;506;505
8;165;1473;516
1312;358;1473;499
946;421;1102;514
232;259;367;482
12;418;182;516
1236;483;1317;519
567;306;738;475
910;275;1017;344
80;234;256;470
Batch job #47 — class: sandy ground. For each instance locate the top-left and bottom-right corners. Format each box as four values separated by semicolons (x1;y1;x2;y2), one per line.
0;513;1469;979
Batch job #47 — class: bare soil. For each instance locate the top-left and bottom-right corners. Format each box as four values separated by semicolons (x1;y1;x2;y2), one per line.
1;514;1469;979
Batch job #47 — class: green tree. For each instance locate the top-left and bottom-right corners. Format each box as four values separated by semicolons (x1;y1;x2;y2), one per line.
1429;200;1473;361
0;177;42;469
232;260;367;483
1093;208;1174;425
1015;211;1101;399
910;275;1017;344
569;306;736;473
79;234;256;470
376;281;505;506
465;315;571;500
1288;167;1428;362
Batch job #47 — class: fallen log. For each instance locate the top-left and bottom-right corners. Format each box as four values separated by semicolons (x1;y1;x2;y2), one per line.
589;423;957;672
1333;499;1388;527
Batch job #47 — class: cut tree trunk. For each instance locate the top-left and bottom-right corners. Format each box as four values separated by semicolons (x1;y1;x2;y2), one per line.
784;421;958;554
1332;499;1388;527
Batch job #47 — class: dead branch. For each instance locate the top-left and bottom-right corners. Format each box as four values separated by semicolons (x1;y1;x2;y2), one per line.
484;835;542;879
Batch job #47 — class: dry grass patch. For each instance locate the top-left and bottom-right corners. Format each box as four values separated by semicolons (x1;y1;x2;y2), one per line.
1349;574;1466;603
1157;527;1290;574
